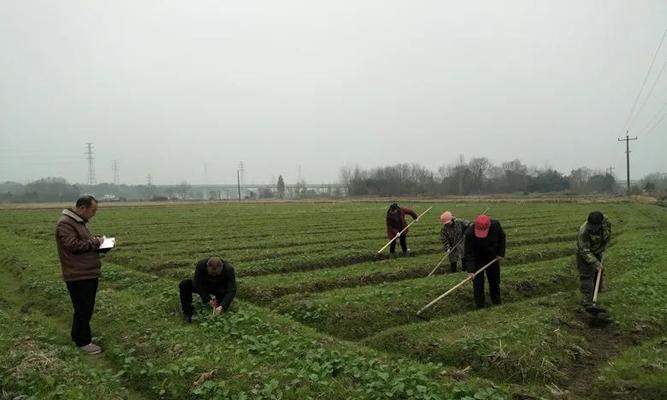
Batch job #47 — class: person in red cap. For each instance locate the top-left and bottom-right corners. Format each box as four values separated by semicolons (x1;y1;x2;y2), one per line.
385;203;419;256
463;214;506;309
439;211;470;272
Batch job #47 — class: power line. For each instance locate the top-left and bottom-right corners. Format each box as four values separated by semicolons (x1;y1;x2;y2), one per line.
640;97;667;135
632;53;667;129
623;26;667;133
644;109;667;136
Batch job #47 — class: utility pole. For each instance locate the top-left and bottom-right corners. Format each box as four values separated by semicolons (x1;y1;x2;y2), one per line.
112;160;120;184
237;169;241;201
617;132;638;195
86;143;96;185
238;161;245;184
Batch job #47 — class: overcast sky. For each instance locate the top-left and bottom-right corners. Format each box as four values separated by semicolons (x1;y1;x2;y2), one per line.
1;0;666;185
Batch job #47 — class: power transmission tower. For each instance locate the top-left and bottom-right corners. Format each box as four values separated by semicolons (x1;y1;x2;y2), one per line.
238;161;245;185
617;132;638;195
86;143;96;185
237;169;241;201
112;160;120;184
606;166;615;176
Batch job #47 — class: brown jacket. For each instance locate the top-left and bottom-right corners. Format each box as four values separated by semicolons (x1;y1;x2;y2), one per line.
55;209;102;282
386;207;418;239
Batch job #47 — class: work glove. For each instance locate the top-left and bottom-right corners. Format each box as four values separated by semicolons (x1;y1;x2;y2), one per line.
594;261;603;271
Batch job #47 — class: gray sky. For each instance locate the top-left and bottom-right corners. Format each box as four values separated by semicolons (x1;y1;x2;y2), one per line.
1;0;666;185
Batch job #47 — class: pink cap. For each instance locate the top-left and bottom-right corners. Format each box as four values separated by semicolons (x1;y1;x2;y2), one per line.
474;215;491;238
440;211;453;224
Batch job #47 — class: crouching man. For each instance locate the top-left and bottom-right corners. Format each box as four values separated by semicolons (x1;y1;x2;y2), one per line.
179;256;236;322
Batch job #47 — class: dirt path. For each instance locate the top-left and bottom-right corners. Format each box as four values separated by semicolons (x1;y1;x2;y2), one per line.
560;311;624;399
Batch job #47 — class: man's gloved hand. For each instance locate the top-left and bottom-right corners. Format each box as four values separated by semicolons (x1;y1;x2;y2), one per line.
209;299;219;309
595;261;603;271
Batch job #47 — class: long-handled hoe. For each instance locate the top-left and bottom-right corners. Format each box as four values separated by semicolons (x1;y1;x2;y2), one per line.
426;207;489;277
587;262;607;316
416;256;501;320
376;206;433;254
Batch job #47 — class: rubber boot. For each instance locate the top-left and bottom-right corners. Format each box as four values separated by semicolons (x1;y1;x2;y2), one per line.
450;262;458;273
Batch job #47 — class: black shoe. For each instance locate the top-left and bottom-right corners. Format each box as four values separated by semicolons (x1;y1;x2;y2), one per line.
184;314;193;323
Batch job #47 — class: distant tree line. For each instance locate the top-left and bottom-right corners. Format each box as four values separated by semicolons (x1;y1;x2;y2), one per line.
0;175;342;203
2;161;664;203
340;157;622;196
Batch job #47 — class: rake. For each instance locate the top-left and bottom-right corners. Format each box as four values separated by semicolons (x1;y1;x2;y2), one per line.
416;256;501;320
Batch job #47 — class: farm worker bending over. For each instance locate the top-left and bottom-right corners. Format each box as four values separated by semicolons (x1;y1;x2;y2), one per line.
386;203;419;256
576;211;611;312
464;215;506;309
55;195;106;355
179;257;237;323
439;211;470;273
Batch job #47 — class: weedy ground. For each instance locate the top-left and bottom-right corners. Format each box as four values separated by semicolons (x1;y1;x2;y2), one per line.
1;200;666;399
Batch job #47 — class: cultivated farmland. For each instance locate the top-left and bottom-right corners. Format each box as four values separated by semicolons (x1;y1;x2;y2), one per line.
1;201;666;399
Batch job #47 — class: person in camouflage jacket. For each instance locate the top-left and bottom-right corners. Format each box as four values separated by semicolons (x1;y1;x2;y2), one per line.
439;211;470;272
576;211;611;309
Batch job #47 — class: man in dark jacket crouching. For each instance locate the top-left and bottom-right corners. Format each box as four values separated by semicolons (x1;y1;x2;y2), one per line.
179;257;236;322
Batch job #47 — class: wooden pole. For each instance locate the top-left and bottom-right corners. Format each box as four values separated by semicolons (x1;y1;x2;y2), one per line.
592;264;603;303
417;256;500;316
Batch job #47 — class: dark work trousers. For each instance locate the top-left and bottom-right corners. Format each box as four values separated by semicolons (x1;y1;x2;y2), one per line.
389;235;408;253
65;278;99;347
179;279;227;316
472;261;501;309
576;254;603;306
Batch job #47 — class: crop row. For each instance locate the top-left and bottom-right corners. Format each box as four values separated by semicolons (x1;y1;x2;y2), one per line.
238;238;577;304
0;228;509;400
274;256;578;341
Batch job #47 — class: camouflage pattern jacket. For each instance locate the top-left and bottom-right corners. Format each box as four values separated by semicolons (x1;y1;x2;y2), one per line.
439;218;469;251
577;217;612;264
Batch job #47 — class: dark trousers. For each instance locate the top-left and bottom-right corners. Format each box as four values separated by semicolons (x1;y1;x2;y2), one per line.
472;261;501;309
389;235;407;253
179;279;227;316
65;278;99;347
577;254;603;306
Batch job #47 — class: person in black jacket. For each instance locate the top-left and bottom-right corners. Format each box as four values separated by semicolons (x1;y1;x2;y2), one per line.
179;257;236;322
464;214;506;309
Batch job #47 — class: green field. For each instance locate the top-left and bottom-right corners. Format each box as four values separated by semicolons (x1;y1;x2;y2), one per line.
1;200;666;399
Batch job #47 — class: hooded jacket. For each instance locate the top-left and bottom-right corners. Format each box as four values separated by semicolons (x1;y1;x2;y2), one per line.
55;209;102;282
